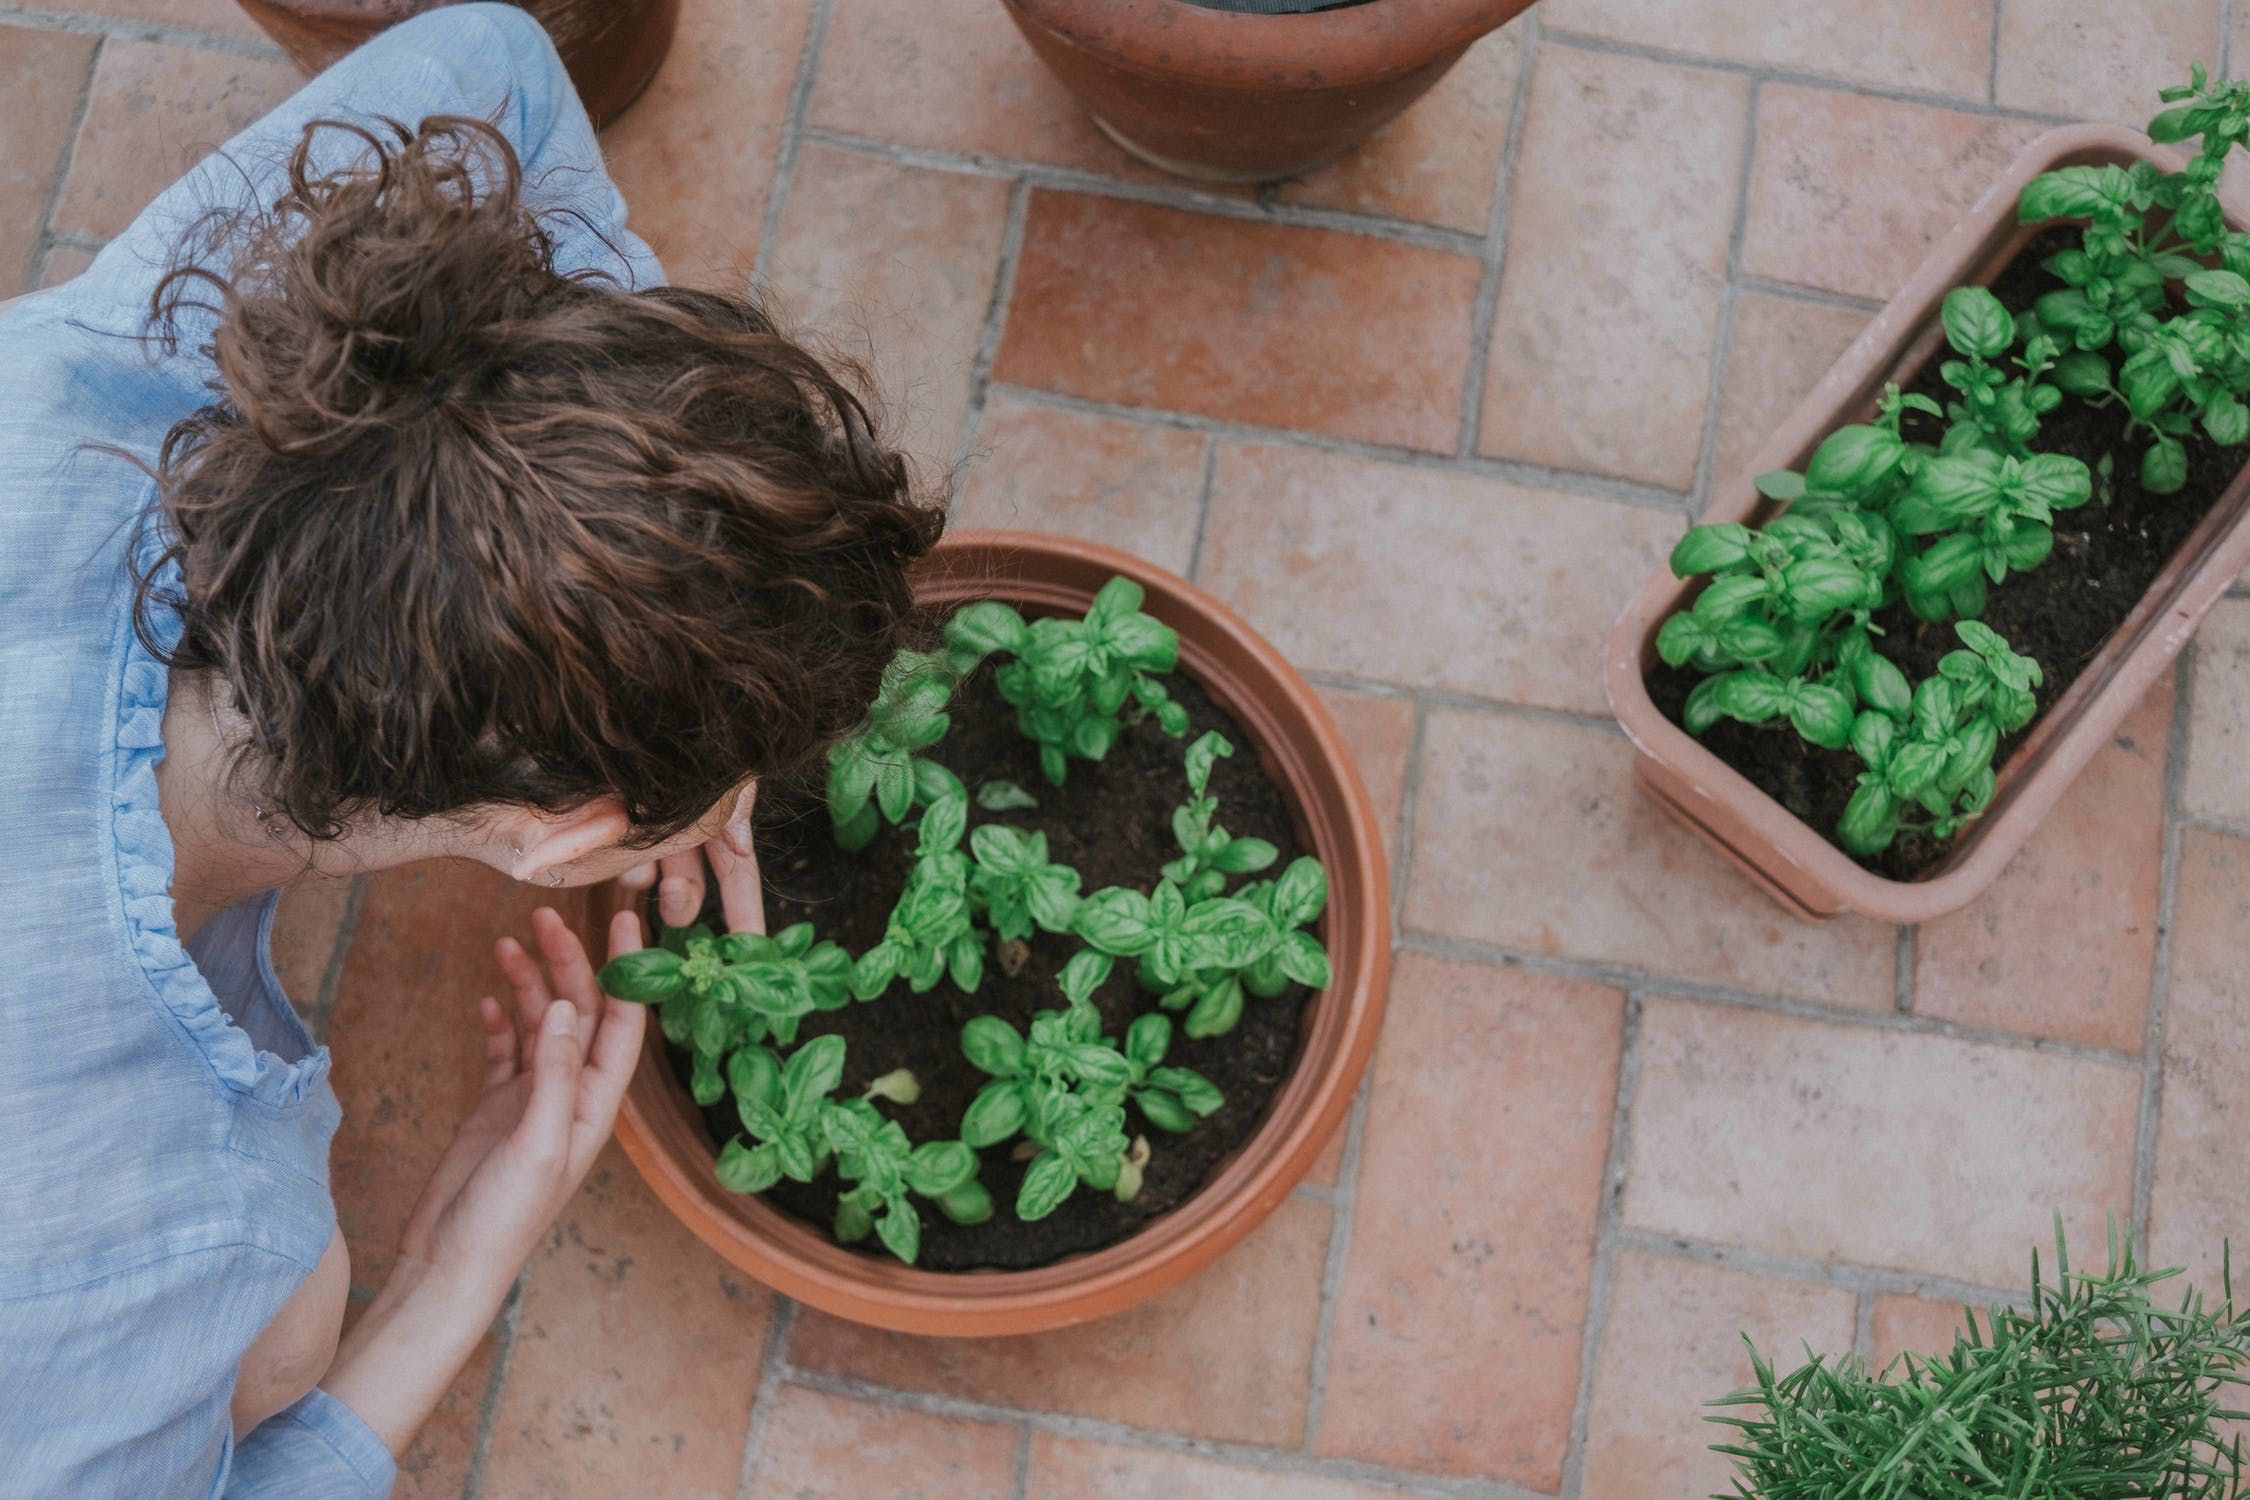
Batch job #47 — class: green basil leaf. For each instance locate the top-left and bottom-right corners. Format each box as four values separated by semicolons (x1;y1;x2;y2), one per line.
960;1080;1028;1148
873;1203;920;1264
904;1140;978;1198
960;1015;1027;1077
715;1137;783;1195
689;1051;725;1108
944;599;1030;660
1275;930;1332;989
975;778;1039;812
1135;1088;1197;1134
1125;1013;1172;1071
833;1195;874;1245
1212;836;1278;874
1786;684;1855;750
1940;285;2014;359
727;1046;782;1114
1805;424;1907;498
1271;857;1328;928
596;948;688;1004
1183;976;1245;1039
1852;649;1913;718
782;1034;847;1116
2143;436;2189;494
850;940;905;1002
1837;780;1901;856
1016;1152;1078;1221
1074;888;1157;955
873;755;915;824
1670;523;1755;577
1147;1066;1224;1117
1056;948;1115;1006
937;1180;994;1226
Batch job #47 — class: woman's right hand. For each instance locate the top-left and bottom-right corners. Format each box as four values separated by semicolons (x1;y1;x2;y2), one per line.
322;906;647;1457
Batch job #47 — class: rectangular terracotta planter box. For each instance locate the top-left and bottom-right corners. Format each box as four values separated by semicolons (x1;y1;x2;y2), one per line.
1607;124;2250;924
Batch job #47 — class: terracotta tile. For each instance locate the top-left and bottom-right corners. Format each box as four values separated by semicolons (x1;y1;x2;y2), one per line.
327;863;585;1286
762;143;1013;473
1314;686;1415;853
1026;1434;1399;1500
51;40;301;241
600;0;813;289
0;25;96;294
62;0;265;42
1301;1115;1349;1191
804;0;1162;183
1539;0;1994;98
1278;26;1523;234
1913;677;2171;1053
1996;0;2219;126
1198;444;1680;715
789;1196;1333;1448
1709;289;1871;497
1315;956;1622;1487
1478;47;1748;488
2147;829;2250;1293
746;1385;1019;1500
953;393;1208;575
1870;1292;1974;1372
2183;597;2250;824
38;243;99;289
481;1147;776;1499
1624;997;2142;1287
993;192;1481;452
269;874;358;1027
1406;708;1901;1008
1741;87;2045;304
1580;1252;1856;1500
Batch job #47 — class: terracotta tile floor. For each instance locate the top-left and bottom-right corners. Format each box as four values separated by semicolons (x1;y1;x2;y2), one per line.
11;1;2250;1494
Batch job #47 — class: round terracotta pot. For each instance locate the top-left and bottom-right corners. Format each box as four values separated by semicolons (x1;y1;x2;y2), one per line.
589;530;1390;1335
998;0;1534;182
233;0;679;127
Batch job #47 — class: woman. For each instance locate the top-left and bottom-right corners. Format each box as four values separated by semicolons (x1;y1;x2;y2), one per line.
0;7;939;1495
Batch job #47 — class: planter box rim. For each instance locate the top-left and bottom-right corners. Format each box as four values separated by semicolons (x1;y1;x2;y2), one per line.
1605;122;2250;923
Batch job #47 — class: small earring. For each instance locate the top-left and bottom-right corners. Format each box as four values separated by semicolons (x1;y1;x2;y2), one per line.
547;870;563;887
509;842;524;858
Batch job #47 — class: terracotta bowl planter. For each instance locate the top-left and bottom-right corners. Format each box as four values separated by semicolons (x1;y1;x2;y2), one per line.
590;531;1390;1334
1000;0;1535;182
1607;124;2250;924
234;0;679;127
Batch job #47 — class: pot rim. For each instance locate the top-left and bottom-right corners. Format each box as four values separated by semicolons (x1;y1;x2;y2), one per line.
599;529;1391;1335
1604;122;2250;924
1002;0;1516;91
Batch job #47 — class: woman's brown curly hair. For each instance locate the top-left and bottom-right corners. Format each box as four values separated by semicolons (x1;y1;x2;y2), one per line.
136;114;944;844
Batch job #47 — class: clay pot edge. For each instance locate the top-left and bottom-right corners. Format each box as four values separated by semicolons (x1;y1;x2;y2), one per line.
596;529;1391;1335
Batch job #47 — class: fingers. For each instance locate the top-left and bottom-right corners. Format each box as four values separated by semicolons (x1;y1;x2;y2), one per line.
614;860;657;894
515;998;583;1170
530;907;601;1039
708;836;766;937
477;995;518;1087
655;849;705;929
493;935;556;1036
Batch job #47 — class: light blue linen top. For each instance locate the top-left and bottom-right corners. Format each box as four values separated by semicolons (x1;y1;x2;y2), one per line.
0;8;657;1495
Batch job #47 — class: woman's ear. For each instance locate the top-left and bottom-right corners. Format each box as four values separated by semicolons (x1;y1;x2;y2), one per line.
489;797;634;885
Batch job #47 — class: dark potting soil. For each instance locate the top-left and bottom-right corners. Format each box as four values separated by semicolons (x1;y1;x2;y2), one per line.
1647;225;2233;881
663;663;1312;1273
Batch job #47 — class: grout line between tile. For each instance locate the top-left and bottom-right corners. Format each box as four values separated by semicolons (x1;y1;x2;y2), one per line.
458;1275;529;1500
1395;929;2146;1069
1298;1070;1372;1453
1610;1225;2024;1311
1557;990;1641;1500
23;30;101;296
1892;925;1917;1016
1986;0;2005;104
774;1366;1537;1499
795;126;1488;257
1535;25;2074;128
1684;77;1761;522
2132;650;2196;1251
1853;1289;1878;1366
1184;437;1220;583
1732;273;1887;315
731;1300;801;1500
749;0;837;292
305;872;369;1046
1009;1422;1034;1500
1453;10;1541;458
983;381;1694;513
1390;697;1431;921
950;178;1032;478
2225;0;2238;79
2181;808;2250;841
0;4;282;59
1299;669;1627;734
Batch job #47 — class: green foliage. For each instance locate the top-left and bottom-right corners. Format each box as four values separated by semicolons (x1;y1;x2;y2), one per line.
958;1002;1140;1219
598;921;853;1103
849;791;983;1001
666;573;1331;1260
2016;65;2250;492
943;576;1187;786
1162;733;1280;901
1709;1218;2249;1498
824;651;968;852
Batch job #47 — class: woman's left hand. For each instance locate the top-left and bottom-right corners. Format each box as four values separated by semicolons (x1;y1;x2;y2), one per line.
615;783;764;934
